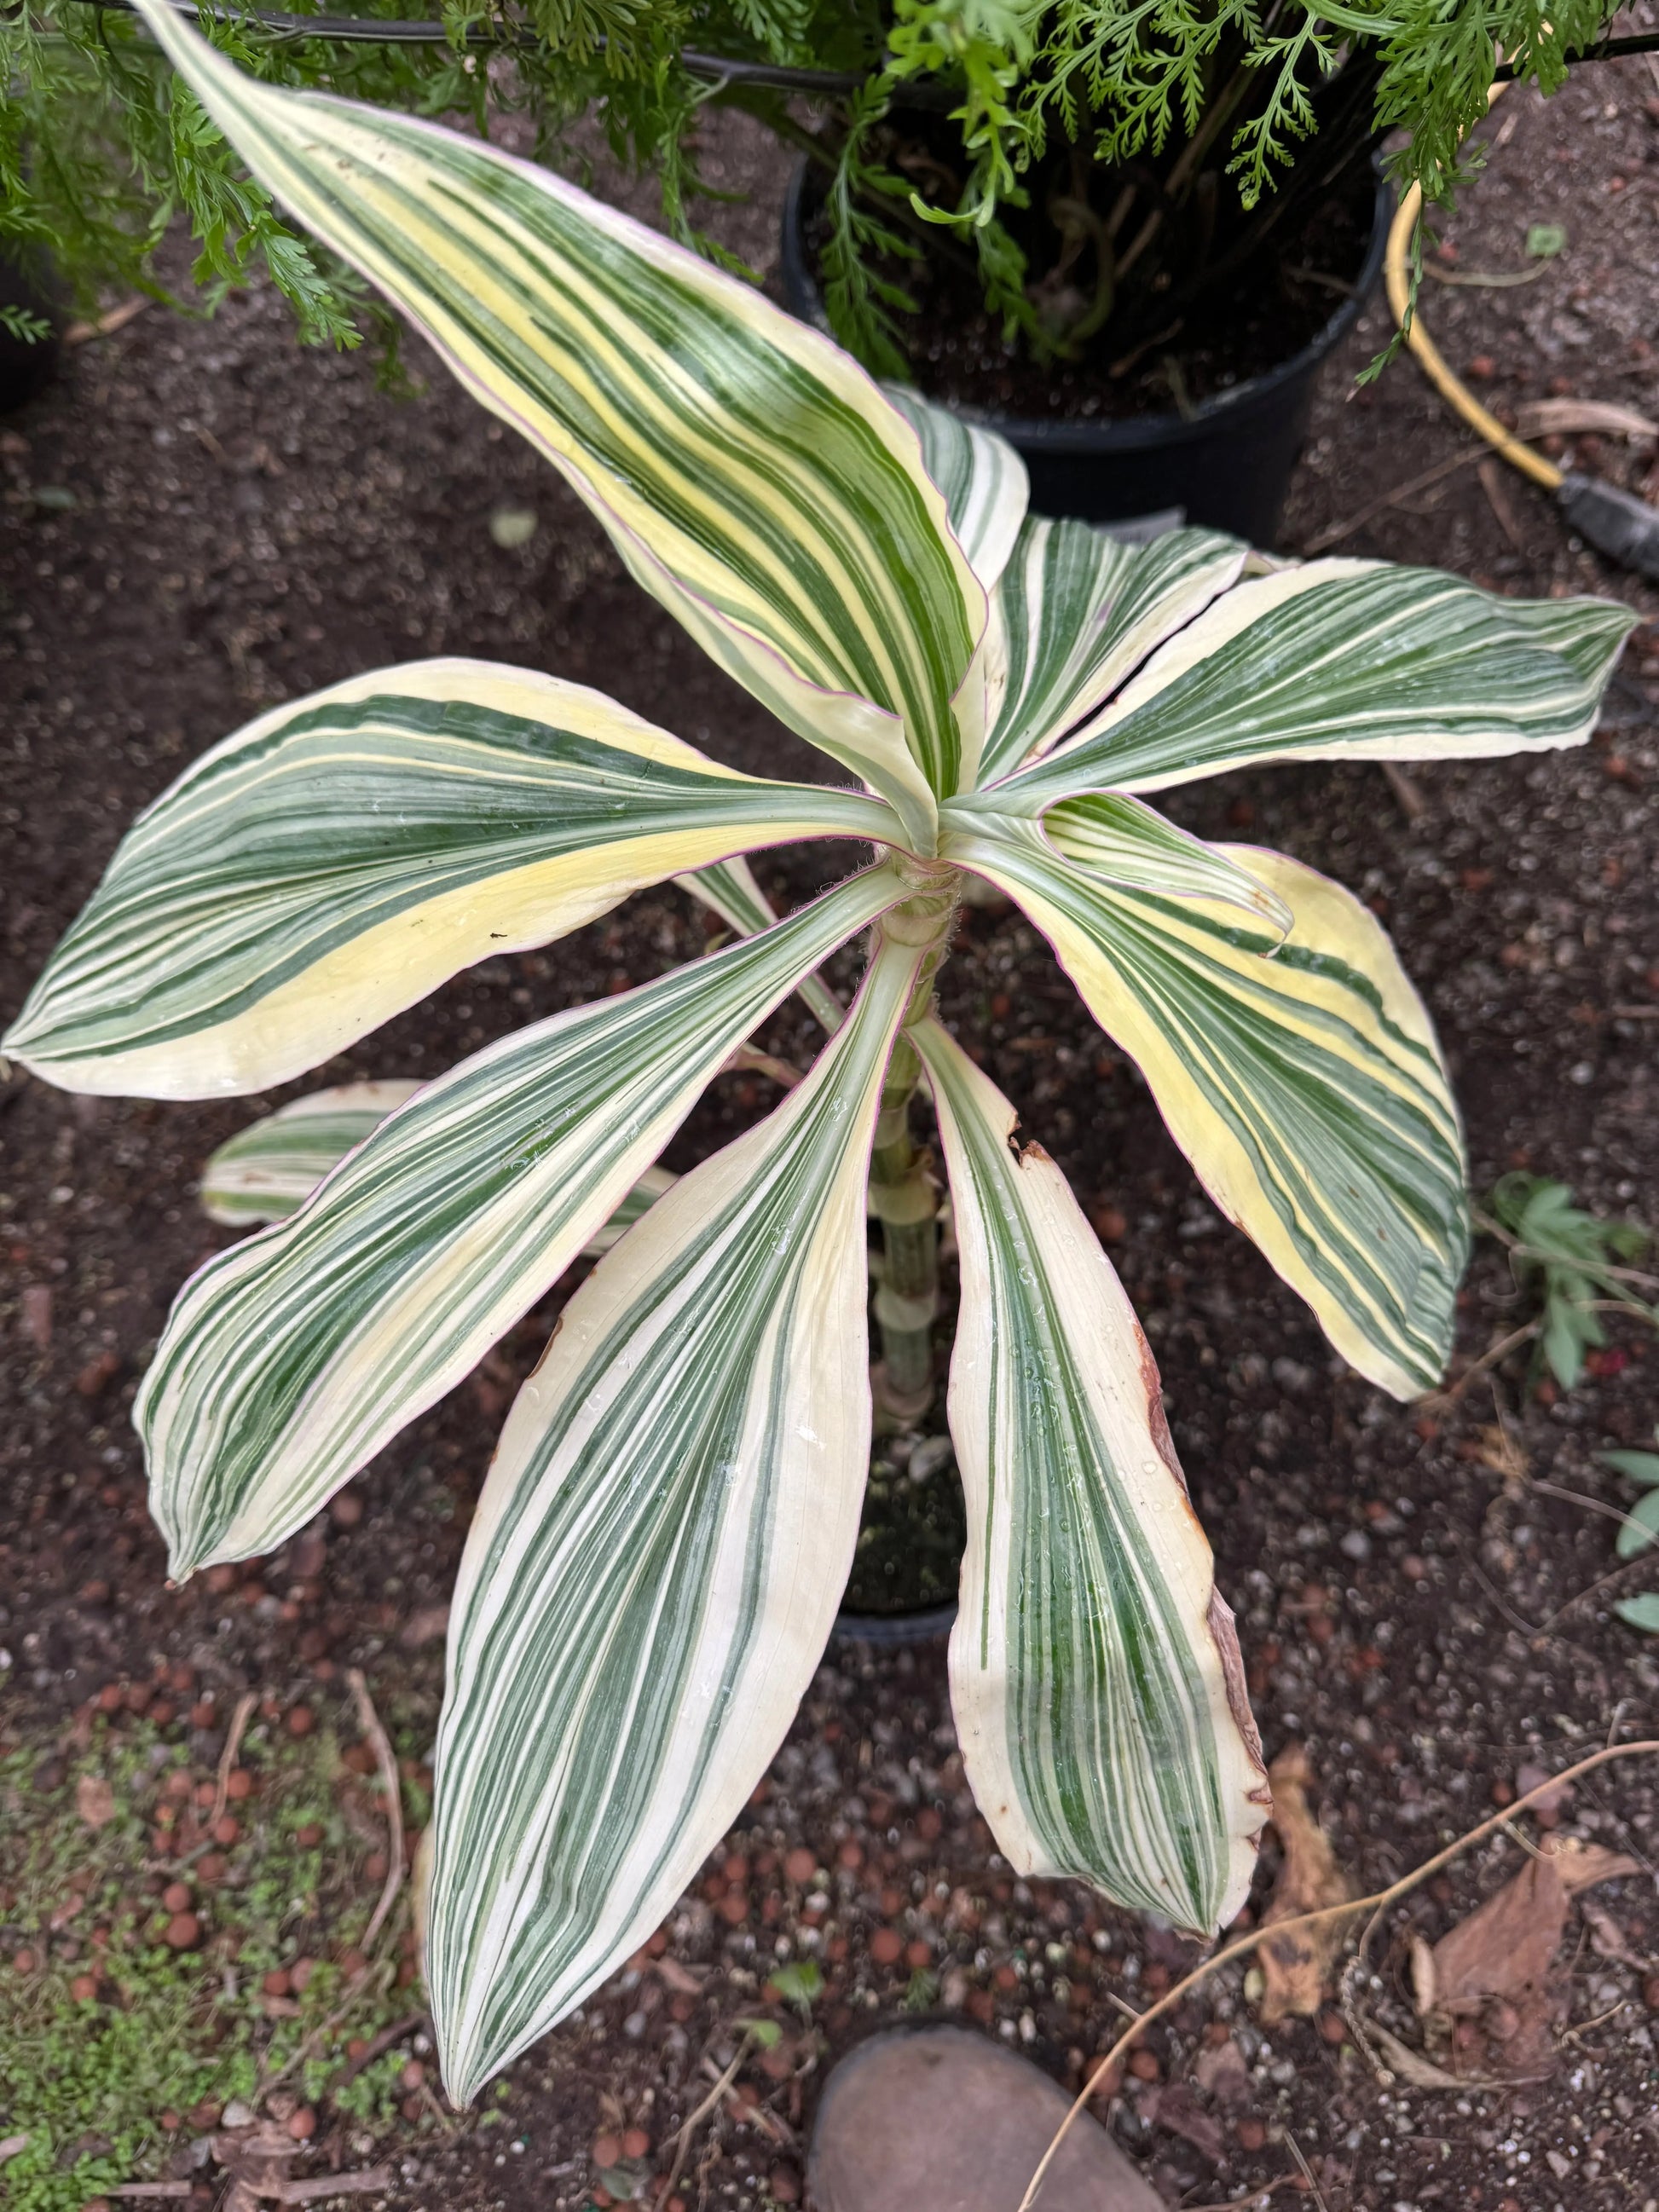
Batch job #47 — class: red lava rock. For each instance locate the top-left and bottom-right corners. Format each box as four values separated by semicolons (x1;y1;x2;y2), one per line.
591;2131;622;2169
916;1808;942;1841
621;2128;650;2160
967;1989;995;2024
286;1706;315;1738
213;1815;240;1846
717;1886;749;1926
1317;2010;1346;2046
364;1851;390;1884
224;1770;253;1802
400;2058;425;2092
769;2166;801;2203
96;1684;124;1714
723;1851;749;1884
70;1972;100;2001
286;2108;316;2141
195;1855;228;1885
159;2110;181;2131
12;1948;37;1974
190;1700;217;1729
669;1993;696;2024
1091;1203;1128;1242
1087;2058;1124;2100
870;1927;905;1967
1127;2047;1160;2082
263;1968;292;1998
878;1886;905;1918
290;1957;316;1993
342;1742;377;1776
400;2095;424;2123
340;1946;370;1981
1402;1555;1428;1581
164;1913;201;1950
837;1840;864;1871
905;1939;933;1970
1235;2117;1267;2151
330;1492;364;1528
784;1845;818;1885
294;1822;325;1847
992;1964;1019;1992
161;1881;193;1914
204;1564;239;1596
1466;354;1496;380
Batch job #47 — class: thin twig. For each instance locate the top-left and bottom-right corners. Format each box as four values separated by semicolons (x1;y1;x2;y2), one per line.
211;1691;259;1830
1471;1210;1659;1296
1422;1320;1540;1408
261;2172;395;2204
1530;1477;1655;1546
1013;1740;1659;2212
1381;763;1428;822
346;1667;406;1952
329;2007;431;2089
1282;2129;1328;2212
1300;448;1485;556
655;2031;758;2209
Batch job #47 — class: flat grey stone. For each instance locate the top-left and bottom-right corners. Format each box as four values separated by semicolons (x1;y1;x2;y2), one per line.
807;2026;1165;2212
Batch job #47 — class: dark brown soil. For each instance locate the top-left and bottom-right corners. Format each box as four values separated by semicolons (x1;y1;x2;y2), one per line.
4;55;1659;2212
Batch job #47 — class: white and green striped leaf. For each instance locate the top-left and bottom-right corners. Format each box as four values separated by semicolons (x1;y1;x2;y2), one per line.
128;0;984;832
881;385;1029;593
199;1083;676;1245
199;1082;422;1225
426;929;923;2101
913;1016;1267;1931
675;857;844;1031
3;660;893;1099
136;866;900;1578
947;824;1468;1396
1043;794;1292;935
976;520;1246;784
993;557;1637;806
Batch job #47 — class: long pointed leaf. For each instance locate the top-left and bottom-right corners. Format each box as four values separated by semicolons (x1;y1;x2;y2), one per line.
427;930;923;2100
137;867;900;1576
995;558;1635;805
950;824;1469;1396
976;520;1246;784
913;1017;1267;1931
4;660;892;1098
128;0;983;826
199;1083;675;1246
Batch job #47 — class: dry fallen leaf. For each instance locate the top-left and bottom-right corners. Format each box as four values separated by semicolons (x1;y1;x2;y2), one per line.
1539;1834;1642;1893
1422;1829;1639;2076
1256;1744;1354;2024
75;1773;116;1828
1193;2036;1251;2108
1513;397;1659;442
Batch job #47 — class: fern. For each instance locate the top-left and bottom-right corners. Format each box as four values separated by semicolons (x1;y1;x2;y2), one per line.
0;0;1620;373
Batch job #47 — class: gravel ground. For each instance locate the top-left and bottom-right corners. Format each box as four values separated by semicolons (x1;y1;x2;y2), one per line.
3;52;1659;2212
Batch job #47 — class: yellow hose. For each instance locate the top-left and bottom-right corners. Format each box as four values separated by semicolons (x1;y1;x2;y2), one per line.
1383;84;1564;494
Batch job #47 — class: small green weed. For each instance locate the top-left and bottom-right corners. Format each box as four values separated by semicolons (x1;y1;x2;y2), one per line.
1482;1174;1659;1392
1598;1429;1659;1633
0;1699;425;2212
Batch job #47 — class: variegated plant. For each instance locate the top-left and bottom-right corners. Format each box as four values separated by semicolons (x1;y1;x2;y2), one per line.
3;0;1633;2105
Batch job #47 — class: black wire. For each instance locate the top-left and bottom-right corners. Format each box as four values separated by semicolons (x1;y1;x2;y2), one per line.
41;0;1659;98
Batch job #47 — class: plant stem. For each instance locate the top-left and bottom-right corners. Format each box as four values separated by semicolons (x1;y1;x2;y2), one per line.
868;864;959;1423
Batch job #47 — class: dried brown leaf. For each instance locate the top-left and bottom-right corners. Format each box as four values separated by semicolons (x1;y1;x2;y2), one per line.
1256;1745;1353;2024
1539;1834;1643;1894
1192;2037;1251;2108
1431;1854;1565;2012
75;1773;116;1829
1513;397;1659;442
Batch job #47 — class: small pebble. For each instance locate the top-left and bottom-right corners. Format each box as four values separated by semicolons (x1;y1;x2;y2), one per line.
164;1912;201;1949
286;2107;316;2141
870;1927;905;1967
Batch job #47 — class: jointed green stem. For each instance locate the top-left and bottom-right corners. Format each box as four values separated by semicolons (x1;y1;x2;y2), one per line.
868;865;959;1421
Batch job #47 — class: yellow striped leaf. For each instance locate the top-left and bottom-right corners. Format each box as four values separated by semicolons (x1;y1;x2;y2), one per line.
1002;557;1637;802
3;659;893;1098
976;520;1246;783
914;1016;1267;1931
947;824;1469;1396
137;867;901;1578
127;0;985;833
199;1083;676;1247
427;927;923;2100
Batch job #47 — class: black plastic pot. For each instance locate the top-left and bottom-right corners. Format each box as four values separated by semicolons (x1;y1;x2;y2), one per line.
0;255;60;415
780;166;1392;546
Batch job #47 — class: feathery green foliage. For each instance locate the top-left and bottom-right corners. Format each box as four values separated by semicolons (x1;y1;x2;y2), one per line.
1;0;1616;373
